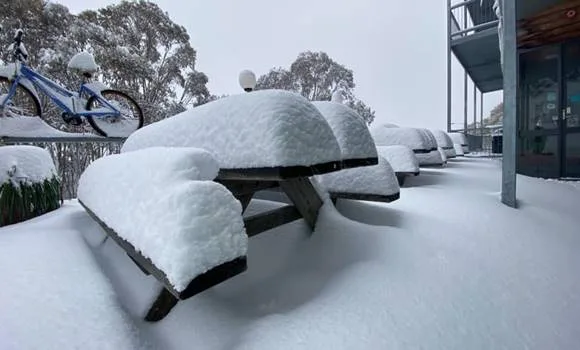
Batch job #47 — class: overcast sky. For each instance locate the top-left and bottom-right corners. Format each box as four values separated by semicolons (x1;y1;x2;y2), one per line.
57;0;502;130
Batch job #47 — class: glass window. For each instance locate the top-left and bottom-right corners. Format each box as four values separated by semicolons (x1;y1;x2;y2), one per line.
520;46;560;131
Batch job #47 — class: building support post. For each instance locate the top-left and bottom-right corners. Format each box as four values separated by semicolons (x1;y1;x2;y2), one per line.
502;0;517;208
480;91;484;135
464;73;468;133
446;0;452;132
473;84;478;134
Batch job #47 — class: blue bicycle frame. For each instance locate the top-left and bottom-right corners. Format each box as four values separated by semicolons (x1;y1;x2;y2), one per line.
1;62;120;119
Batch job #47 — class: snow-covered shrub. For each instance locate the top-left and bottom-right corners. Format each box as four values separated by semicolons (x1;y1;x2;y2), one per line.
0;146;61;227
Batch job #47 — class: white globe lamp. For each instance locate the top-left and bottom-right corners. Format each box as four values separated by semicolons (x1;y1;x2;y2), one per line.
239;70;257;92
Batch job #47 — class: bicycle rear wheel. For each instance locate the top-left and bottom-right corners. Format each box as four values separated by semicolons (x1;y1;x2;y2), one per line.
0;77;42;118
86;90;144;137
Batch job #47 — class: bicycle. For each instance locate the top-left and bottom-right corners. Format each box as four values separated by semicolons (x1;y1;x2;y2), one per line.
0;28;144;137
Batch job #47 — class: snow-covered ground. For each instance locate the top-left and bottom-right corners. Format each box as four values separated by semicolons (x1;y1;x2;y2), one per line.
2;158;580;349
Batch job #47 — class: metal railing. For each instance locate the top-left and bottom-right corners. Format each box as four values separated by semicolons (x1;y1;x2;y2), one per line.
449;0;499;41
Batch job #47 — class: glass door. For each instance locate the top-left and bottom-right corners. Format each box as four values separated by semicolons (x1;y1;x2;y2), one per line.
562;41;580;178
518;45;562;178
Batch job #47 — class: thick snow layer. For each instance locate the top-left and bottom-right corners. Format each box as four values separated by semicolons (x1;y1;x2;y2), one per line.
0;145;57;185
0;205;149;350
370;125;430;151
417;149;444;166
376;145;419;173
430;129;454;149
312;101;377;160
454;143;465;156
6;159;580;349
0;115;103;138
122;90;342;168
68;52;99;73
314;156;399;196
418;129;438;150
449;132;468;146
77;147;247;292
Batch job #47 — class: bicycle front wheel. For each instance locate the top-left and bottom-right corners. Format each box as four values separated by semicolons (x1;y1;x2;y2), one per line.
86;90;144;137
0;77;42;118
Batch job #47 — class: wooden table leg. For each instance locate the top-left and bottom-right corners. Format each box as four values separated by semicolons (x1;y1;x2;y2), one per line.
145;287;179;322
279;177;323;230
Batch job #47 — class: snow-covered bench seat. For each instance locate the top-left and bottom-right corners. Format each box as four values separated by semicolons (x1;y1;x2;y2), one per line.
312;101;378;168
315;156;400;203
431;129;457;159
78;147;248;322
449;132;470;154
416;129;445;167
121;90;346;234
376;145;420;186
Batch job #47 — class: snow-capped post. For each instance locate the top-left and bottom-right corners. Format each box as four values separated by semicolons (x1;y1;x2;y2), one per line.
331;90;344;104
239;70;256;92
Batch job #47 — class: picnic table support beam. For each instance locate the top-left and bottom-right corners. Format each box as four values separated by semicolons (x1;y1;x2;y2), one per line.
145;288;179;322
244;205;302;237
279;177;323;230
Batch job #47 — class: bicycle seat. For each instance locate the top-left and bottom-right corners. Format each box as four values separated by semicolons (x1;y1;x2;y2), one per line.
67;51;99;75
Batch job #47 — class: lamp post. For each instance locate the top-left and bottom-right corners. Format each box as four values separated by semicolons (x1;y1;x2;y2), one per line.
239;70;256;92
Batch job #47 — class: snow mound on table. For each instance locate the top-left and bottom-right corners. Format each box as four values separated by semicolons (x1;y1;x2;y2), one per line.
370;125;430;151
418;129;438;151
122;90;342;169
431;129;456;157
314;156;399;196
448;132;468;145
376;145;419;173
431;129;454;148
77;147;247;292
312;101;377;160
0;221;147;350
454;143;465;156
0;145;57;185
417;149;445;166
0;115;101;138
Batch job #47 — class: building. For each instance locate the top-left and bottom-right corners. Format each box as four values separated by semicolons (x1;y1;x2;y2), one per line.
447;0;580;206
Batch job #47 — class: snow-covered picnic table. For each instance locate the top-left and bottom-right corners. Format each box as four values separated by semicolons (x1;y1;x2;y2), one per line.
80;90;384;321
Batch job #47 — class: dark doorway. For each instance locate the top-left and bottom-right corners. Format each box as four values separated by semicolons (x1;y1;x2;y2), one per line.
518;40;580;178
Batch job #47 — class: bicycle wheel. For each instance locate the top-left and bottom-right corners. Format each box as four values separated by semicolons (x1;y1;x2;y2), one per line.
0;77;42;118
86;89;144;137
